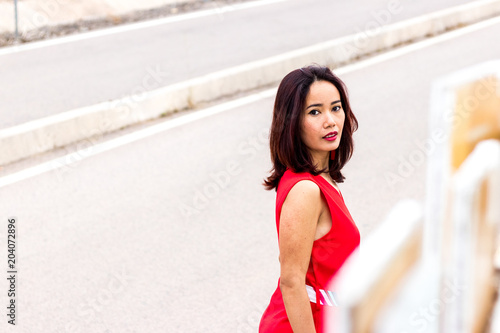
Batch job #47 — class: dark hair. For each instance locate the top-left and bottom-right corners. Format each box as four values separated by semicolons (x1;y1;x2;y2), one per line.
263;65;358;191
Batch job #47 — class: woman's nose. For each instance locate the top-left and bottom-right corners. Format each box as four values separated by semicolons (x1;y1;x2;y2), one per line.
325;112;336;127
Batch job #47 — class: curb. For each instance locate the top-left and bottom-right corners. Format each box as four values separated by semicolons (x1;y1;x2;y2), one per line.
2;0;500;167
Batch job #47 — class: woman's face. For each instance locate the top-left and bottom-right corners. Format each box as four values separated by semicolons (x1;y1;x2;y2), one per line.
300;80;345;159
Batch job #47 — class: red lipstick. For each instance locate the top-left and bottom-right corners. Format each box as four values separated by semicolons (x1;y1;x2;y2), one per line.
323;131;338;141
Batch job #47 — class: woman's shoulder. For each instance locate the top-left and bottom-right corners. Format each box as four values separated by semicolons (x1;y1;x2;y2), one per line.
278;169;319;193
282;168;318;181
276;169;322;208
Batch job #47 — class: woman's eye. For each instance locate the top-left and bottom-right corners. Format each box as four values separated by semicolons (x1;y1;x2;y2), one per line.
309;110;320;115
332;105;341;112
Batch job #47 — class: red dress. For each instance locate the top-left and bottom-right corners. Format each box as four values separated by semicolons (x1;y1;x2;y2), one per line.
259;169;360;332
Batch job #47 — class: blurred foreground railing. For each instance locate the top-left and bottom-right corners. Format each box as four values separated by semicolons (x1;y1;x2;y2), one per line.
325;60;500;332
446;140;500;332
325;200;423;333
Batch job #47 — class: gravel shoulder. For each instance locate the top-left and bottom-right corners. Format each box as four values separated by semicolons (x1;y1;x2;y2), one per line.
0;0;251;47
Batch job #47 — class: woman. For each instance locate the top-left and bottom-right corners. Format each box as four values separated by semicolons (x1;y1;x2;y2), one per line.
259;65;360;332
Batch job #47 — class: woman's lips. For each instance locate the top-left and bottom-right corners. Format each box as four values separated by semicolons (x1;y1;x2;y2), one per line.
324;135;337;141
323;131;338;141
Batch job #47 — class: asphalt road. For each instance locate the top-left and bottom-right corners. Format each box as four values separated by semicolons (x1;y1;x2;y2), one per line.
0;14;499;332
0;0;473;129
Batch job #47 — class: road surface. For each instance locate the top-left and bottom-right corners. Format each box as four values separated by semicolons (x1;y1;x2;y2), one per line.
0;13;499;332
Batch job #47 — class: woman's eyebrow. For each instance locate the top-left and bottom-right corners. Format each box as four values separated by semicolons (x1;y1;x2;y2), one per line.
306;100;341;109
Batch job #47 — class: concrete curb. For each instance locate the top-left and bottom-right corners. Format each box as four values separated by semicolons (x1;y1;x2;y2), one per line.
2;0;500;167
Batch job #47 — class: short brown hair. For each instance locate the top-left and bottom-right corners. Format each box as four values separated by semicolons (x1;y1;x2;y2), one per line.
263;65;358;191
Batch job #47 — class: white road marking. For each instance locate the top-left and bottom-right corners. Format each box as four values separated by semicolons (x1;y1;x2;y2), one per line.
0;0;288;57
335;15;500;75
1;15;499;188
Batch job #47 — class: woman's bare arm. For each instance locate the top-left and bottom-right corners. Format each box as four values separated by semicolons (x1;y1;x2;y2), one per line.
279;180;323;333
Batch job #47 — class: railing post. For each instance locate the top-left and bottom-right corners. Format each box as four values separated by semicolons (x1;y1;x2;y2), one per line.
13;0;19;42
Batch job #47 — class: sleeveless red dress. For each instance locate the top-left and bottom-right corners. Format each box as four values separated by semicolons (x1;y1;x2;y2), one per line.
259;169;360;332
